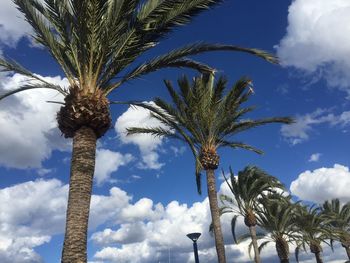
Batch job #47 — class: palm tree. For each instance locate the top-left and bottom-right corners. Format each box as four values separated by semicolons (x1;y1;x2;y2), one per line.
125;78;292;263
220;166;285;263
254;193;300;263
321;198;350;260
0;1;280;262
294;205;333;263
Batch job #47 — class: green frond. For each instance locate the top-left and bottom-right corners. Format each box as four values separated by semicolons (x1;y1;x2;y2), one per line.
0;82;67;101
258;240;270;253
0;57;49;83
226;117;294;136
107;58;214;93
126;127;174;139
236;233;253;244
217;140;263;154
231;215;239;244
14;0;77;81
137;0;223;37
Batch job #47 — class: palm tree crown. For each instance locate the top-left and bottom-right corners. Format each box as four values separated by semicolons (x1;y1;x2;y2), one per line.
221;167;285;230
294;205;333;263
0;0;278;103
255;193;300;263
321;198;350;259
126;75;293;192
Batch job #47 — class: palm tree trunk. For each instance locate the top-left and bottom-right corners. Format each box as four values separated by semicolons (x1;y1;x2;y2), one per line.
276;238;289;263
249;226;261;263
62;126;97;263
206;169;226;263
314;252;323;263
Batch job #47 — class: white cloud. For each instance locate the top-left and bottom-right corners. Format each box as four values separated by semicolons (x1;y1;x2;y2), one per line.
91;182;268;263
0;179;67;262
115;103;169;170
0;178;148;262
281;108;350;144
308;153;321;162
290;164;350;203
276;0;350;93
0;73;70;169
0;0;33;46
0;177;347;262
94;149;133;185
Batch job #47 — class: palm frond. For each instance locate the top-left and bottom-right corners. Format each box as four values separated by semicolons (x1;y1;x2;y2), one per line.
0;82;67;101
106;58;214;93
217;140;263;154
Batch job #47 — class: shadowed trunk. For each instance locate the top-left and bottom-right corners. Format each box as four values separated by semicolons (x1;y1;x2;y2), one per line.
61;127;97;263
249;225;261;263
206;169;226;263
276;237;289;263
314;252;323;263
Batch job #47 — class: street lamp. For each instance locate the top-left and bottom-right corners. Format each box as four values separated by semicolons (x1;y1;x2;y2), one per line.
187;232;201;263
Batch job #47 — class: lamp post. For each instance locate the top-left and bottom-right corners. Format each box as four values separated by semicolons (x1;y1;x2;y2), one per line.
187;232;201;263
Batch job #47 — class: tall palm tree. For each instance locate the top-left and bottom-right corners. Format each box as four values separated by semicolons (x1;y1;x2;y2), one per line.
294;205;333;263
321;198;350;260
220;166;285;263
125;77;292;263
0;1;280;262
254;193;300;263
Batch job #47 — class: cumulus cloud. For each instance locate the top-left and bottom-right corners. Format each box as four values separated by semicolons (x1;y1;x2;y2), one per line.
0;179;67;262
0;178;154;262
281;108;350;144
0;73;70;169
91;182;266;263
94;149;133;185
290;164;350;203
0;0;33;46
92;198;240;263
276;0;350;93
115;103;169;170
0;177;347;262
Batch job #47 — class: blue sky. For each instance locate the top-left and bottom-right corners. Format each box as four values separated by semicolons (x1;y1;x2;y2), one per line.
1;0;350;262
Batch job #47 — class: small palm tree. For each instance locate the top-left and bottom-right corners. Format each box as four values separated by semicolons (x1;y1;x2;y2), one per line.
125;75;292;263
294;205;333;263
0;1;279;262
321;198;350;260
254;193;300;263
220;166;285;263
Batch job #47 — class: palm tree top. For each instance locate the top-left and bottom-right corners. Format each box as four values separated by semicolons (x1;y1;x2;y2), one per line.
294;204;334;250
321;198;350;247
0;0;278;100
256;193;300;242
321;198;350;227
125;74;292;192
221;166;285;220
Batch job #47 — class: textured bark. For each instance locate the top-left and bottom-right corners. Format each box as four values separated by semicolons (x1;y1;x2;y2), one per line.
276;237;289;263
61;127;97;263
206;169;226;263
249;226;261;263
314;252;323;263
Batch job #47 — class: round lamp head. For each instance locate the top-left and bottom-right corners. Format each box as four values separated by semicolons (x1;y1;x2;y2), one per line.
187;232;201;242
